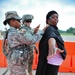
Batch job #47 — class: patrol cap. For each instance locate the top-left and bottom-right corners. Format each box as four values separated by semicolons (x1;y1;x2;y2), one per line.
3;11;21;25
22;14;34;22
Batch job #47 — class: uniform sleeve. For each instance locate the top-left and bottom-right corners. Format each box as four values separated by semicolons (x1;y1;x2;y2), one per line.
7;31;32;48
23;30;44;43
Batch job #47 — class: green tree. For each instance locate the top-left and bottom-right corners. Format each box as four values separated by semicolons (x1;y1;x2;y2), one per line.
66;27;75;33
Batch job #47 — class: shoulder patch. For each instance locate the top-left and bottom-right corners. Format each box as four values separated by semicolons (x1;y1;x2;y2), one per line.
20;28;26;33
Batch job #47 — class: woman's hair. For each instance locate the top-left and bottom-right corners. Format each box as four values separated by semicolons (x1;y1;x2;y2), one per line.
46;10;58;20
7;19;11;25
4;18;16;25
46;10;58;24
3;19;12;25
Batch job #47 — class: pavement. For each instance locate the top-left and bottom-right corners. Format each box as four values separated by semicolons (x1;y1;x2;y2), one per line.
0;68;75;75
61;36;75;42
0;68;36;75
0;35;75;42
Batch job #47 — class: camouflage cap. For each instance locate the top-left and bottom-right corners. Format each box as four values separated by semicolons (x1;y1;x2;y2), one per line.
3;11;21;25
22;14;34;22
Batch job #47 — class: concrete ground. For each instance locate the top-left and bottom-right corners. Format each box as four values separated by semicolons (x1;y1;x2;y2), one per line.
61;35;75;42
0;68;75;75
1;35;75;42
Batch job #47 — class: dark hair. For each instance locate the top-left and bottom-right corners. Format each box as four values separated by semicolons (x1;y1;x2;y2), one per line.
3;18;20;25
46;10;58;20
3;19;12;25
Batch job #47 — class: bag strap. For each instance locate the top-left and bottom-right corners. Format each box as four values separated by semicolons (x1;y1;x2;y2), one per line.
3;29;10;56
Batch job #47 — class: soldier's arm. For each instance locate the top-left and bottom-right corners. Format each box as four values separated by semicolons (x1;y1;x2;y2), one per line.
23;30;44;43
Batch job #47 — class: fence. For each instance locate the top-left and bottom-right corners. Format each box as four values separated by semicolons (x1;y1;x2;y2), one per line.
0;40;75;72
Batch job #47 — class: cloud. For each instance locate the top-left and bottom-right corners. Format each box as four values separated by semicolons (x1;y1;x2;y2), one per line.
0;0;75;31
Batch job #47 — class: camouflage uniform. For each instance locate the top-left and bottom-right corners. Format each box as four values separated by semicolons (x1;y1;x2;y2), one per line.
3;11;44;75
20;14;43;75
20;25;35;74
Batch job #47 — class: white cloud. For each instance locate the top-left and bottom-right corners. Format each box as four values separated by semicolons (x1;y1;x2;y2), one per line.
0;0;75;31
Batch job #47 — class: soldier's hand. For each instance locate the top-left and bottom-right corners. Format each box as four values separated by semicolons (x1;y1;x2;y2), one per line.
43;24;49;31
4;39;8;48
34;24;40;34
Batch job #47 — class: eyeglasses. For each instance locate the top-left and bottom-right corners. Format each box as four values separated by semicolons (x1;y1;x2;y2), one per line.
49;15;58;20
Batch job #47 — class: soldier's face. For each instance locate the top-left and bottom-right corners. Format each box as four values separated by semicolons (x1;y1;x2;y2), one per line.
10;19;21;28
24;20;32;26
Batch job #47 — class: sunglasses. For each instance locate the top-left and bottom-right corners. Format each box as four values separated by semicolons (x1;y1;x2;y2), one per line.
25;20;32;23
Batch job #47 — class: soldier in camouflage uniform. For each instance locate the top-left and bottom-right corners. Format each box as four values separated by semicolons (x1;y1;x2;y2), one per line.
3;11;46;75
20;14;40;75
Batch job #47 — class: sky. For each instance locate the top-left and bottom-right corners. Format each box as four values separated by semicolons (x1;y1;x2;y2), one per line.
0;0;75;31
